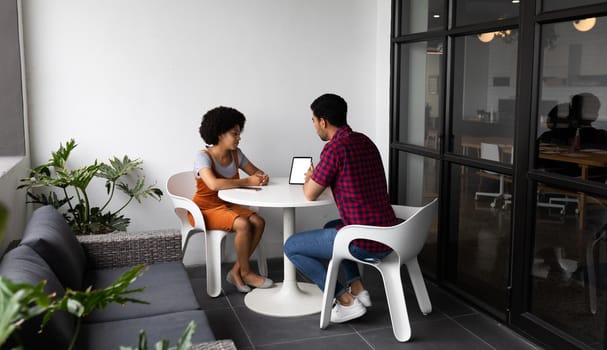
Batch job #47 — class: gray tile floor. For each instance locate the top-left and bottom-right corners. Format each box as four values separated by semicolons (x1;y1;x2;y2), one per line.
187;258;541;350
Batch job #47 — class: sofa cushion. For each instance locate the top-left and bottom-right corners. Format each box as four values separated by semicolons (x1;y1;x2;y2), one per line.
78;310;215;350
0;245;75;350
19;205;86;290
83;261;200;323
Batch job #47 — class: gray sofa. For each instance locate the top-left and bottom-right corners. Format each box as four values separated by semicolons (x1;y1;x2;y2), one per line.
0;205;235;350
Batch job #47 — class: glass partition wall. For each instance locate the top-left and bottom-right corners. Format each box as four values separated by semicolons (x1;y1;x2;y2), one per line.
530;15;607;349
391;1;607;348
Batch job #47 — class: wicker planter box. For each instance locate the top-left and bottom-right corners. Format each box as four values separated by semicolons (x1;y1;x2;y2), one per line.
77;229;183;269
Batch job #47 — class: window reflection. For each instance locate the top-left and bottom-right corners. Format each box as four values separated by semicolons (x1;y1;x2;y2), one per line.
537;17;607;183
398;0;445;35
448;164;512;310
395;152;438;275
452;31;518;164
532;187;606;347
397;41;443;150
455;0;518;27
543;0;605;12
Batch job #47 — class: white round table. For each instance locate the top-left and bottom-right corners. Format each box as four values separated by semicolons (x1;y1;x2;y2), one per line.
218;177;334;317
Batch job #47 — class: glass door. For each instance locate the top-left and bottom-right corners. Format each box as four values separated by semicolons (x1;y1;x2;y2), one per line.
528;16;607;348
445;29;518;315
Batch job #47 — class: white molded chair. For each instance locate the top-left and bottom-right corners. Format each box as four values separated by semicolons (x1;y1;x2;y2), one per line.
166;171;268;297
319;199;438;342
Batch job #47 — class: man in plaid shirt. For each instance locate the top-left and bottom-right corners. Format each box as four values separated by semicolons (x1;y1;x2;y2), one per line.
285;93;397;323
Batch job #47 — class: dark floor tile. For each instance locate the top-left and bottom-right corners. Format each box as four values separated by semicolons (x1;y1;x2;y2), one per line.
189;277;231;311
256;333;372;350
360;318;495;349
233;305;355;347
186;264;206;279
425;281;479;317
223;285;247;307
204;307;254;349
453;314;539;350
348;287;447;334
190;258;541;350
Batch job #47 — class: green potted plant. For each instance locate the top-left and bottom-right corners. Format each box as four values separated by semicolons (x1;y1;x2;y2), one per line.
18;139;163;235
0;264;147;350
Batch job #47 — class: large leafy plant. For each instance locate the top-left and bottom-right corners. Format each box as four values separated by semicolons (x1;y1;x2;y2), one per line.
18;139;163;235
0;264;147;350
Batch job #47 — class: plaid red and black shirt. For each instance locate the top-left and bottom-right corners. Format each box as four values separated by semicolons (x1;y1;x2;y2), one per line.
312;125;397;252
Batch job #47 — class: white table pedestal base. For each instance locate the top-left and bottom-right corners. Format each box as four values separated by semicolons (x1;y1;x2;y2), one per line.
218;179;334;317
244;282;322;317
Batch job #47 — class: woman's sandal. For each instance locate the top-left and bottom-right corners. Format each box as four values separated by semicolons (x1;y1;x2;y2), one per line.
245;276;274;289
226;272;251;293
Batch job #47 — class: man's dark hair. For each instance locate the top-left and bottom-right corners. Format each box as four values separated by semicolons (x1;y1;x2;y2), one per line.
310;93;347;127
199;106;246;145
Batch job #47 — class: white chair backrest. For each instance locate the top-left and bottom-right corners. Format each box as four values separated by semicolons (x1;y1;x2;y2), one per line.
167;171;196;199
166;170;208;242
480;143;500;162
335;199;438;263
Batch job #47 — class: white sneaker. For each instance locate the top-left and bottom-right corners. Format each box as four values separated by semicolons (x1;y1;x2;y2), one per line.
353;289;372;307
330;298;367;323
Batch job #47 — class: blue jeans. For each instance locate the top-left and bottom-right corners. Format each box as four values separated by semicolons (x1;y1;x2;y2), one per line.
284;222;391;297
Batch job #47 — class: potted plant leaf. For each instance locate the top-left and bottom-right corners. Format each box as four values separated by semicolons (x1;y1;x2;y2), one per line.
17;139;163;235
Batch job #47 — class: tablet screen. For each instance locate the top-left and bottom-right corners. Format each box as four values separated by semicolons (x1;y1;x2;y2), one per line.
289;157;312;184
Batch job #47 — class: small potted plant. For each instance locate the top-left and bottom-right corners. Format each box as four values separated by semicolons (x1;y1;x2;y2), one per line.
18;139;163;235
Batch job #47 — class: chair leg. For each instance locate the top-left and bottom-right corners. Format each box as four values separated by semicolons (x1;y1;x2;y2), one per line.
320;257;342;329
406;258;432;315
206;230;227;298
587;238;600;315
381;263;412;342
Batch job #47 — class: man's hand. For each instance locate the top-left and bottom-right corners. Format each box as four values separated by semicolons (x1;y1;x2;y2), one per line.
304;162;314;183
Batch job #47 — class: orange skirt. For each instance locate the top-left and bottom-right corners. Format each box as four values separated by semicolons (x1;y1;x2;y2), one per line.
189;204;255;231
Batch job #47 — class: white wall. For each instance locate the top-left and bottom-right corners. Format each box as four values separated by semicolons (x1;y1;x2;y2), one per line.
18;0;392;264
0;157;30;252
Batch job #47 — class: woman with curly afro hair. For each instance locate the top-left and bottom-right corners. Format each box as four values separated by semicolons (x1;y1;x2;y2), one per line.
193;106;273;292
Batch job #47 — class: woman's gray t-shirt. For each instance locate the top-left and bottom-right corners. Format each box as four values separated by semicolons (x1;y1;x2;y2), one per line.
194;148;249;179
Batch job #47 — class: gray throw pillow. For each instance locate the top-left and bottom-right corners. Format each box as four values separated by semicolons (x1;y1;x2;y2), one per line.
20;205;86;290
0;245;76;350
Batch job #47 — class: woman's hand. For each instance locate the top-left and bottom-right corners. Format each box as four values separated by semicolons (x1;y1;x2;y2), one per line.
257;171;269;186
247;171;269;186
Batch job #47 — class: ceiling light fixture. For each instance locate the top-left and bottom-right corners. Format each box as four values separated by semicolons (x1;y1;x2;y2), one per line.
477;30;513;43
477;32;496;43
573;17;596;32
